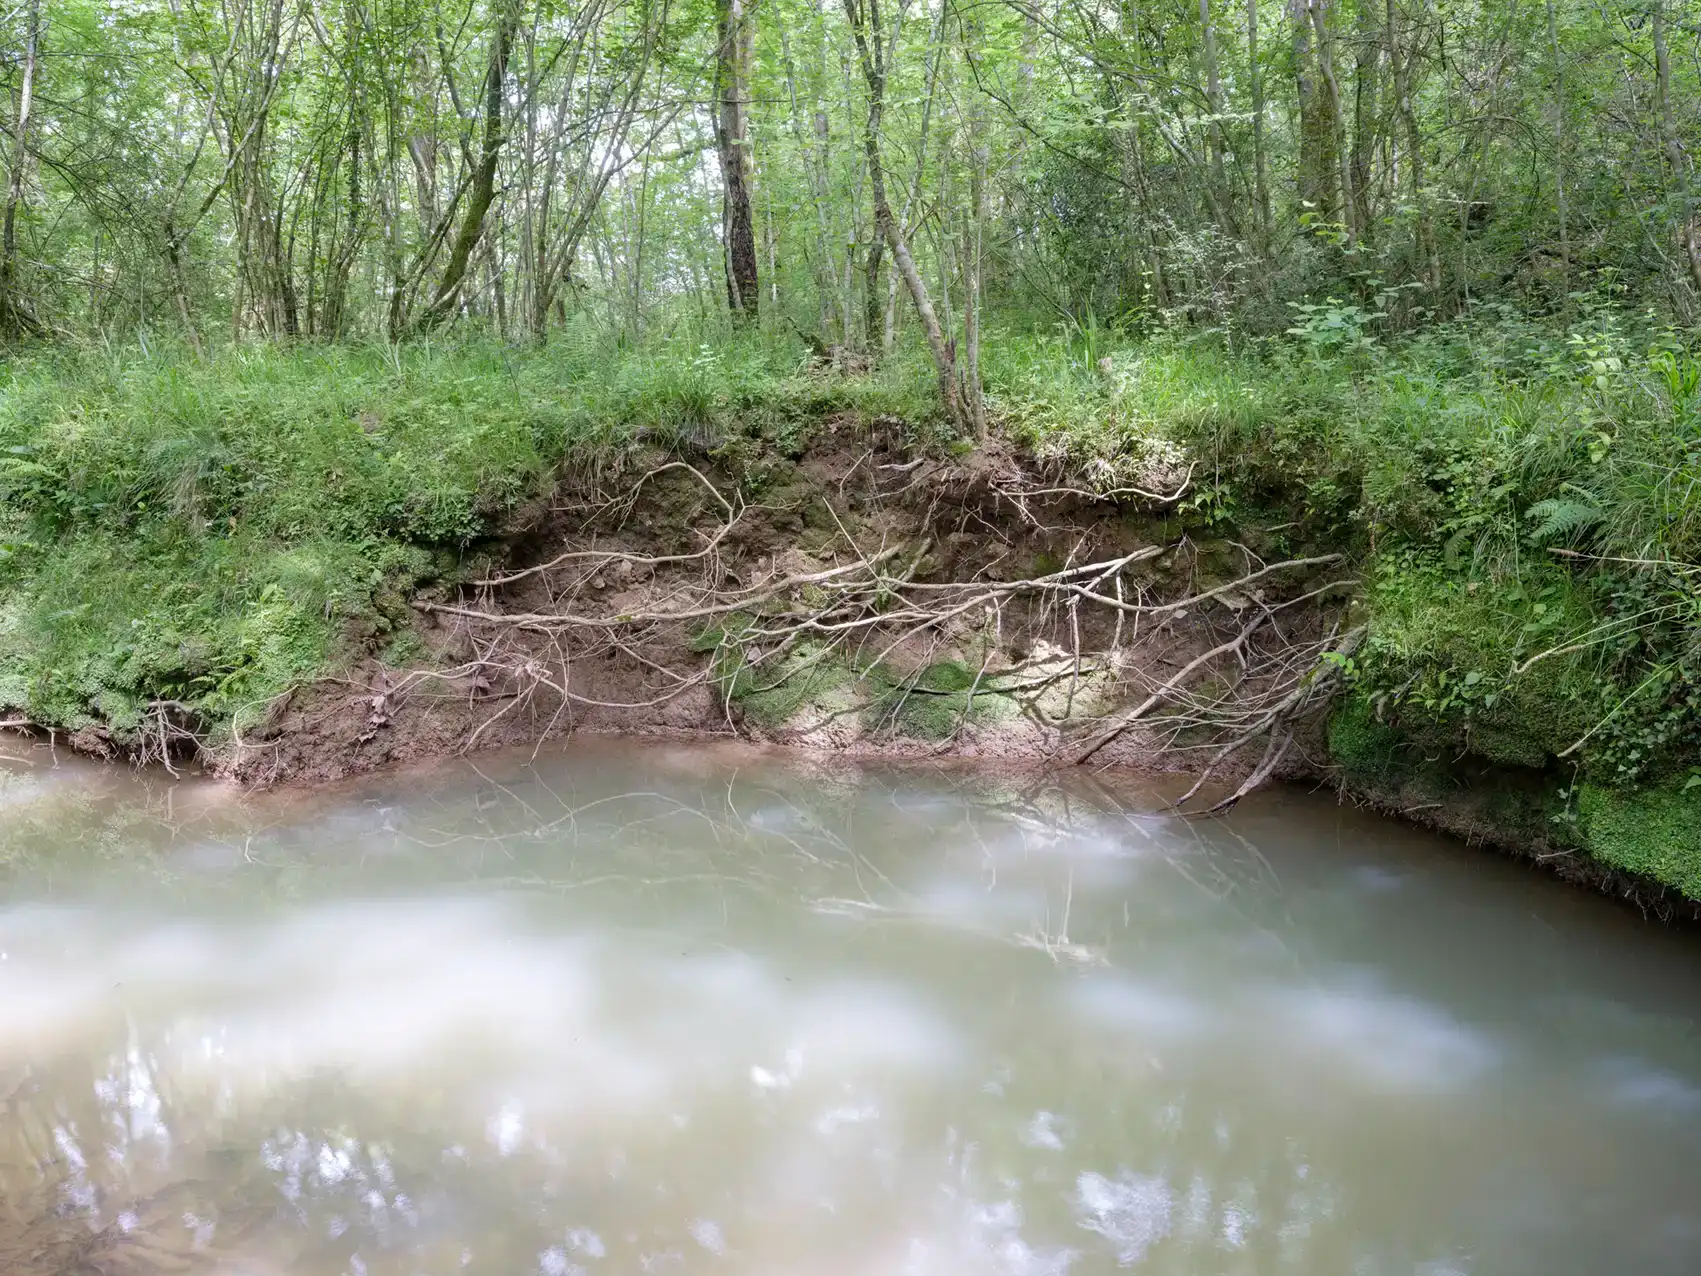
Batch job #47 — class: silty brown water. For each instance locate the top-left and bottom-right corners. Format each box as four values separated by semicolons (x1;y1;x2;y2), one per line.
2;739;1699;1275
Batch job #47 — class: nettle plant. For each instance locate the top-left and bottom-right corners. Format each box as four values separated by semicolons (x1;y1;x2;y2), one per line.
1286;298;1383;357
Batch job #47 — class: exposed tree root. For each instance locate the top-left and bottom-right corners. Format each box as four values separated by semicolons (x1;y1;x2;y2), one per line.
135;699;203;776
393;460;1358;806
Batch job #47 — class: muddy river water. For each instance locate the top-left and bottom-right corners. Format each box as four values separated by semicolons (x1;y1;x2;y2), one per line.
2;740;1700;1275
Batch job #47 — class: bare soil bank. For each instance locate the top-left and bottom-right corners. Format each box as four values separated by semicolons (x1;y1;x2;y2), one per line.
225;428;1352;791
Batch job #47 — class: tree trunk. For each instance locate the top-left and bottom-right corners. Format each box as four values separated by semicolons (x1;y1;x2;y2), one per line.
1290;0;1336;222
1308;0;1356;240
1388;0;1439;290
961;14;989;441
321;0;368;339
1247;0;1272;239
419;5;518;332
1;0;43;337
1651;0;1701;295
1545;0;1569;292
1350;0;1382;241
716;0;759;323
1200;0;1229;219
863;237;884;348
777;15;838;339
165;231;206;357
843;0;963;429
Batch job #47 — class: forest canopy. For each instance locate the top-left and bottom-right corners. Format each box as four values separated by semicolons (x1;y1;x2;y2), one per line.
0;0;1696;360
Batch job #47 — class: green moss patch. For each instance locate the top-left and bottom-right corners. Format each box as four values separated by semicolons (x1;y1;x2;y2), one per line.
864;660;1018;740
1578;782;1701;899
727;643;859;730
1328;693;1414;787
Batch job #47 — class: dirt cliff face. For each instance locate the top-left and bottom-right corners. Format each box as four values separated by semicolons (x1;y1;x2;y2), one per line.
222;428;1352;804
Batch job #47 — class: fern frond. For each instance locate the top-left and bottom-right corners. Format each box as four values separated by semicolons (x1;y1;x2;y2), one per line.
1526;497;1603;545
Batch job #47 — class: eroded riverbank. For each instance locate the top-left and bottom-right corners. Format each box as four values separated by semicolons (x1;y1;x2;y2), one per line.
5;433;1696;918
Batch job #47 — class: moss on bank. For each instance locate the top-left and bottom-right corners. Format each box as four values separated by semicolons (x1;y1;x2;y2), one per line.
1578;783;1701;899
1329;690;1701;903
715;642;1024;743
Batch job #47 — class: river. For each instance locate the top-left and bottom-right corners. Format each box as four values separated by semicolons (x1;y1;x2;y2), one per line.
2;739;1699;1274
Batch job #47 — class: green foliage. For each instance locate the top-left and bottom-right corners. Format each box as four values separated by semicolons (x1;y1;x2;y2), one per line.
1352;556;1602;767
0;531;423;733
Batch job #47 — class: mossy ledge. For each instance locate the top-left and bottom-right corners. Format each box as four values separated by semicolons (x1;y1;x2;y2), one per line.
1329;695;1701;923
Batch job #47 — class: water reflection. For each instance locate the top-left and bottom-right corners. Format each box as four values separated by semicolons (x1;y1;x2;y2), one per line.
0;741;1699;1274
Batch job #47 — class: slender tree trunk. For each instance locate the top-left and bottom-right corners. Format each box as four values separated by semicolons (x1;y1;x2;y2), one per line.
1290;0;1335;221
1651;0;1701;295
321;0;367;339
419;5;518;332
486;231;507;336
1309;0;1356;240
843;0;963;428
715;0;759;322
1545;0;1569;293
1388;0;1439;290
1200;0;1229;215
961;10;989;440
1;0;42;336
1248;0;1272;239
778;14;838;339
883;256;899;352
1350;0;1382;241
863;238;884;348
165;232;205;357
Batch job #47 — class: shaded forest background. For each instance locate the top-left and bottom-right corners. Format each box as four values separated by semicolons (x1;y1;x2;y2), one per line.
0;0;1696;357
